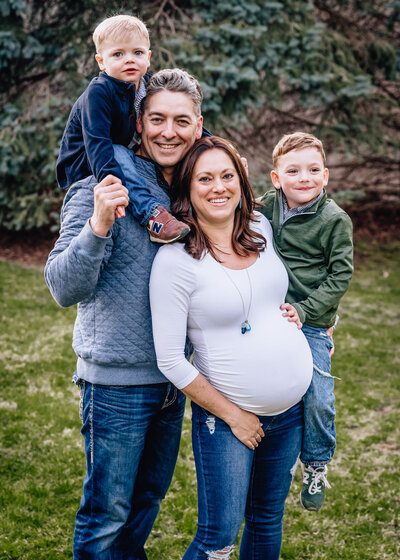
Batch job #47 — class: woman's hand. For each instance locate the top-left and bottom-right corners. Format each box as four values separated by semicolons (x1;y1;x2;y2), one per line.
181;373;264;450
228;408;265;450
280;303;302;329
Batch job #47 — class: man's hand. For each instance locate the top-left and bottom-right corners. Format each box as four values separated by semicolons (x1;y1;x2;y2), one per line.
115;205;126;219
241;156;249;177
90;175;129;237
280;303;302;329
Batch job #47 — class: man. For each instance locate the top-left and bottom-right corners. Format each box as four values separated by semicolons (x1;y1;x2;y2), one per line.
45;68;203;560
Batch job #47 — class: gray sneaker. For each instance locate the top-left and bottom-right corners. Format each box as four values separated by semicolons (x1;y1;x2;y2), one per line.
300;464;331;511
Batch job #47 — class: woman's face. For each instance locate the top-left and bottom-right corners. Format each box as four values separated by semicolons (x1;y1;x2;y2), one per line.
189;149;242;228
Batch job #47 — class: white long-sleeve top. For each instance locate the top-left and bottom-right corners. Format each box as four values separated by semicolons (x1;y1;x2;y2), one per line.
150;213;312;416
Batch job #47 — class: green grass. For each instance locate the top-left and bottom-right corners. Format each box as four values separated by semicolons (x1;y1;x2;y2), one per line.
0;241;399;559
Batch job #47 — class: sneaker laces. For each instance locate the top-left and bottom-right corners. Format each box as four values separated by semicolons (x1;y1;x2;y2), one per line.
304;466;332;495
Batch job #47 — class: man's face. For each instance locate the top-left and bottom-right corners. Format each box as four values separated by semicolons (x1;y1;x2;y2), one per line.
136;90;203;179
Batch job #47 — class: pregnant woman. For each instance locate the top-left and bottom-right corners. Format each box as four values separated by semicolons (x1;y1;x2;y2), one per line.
150;136;313;560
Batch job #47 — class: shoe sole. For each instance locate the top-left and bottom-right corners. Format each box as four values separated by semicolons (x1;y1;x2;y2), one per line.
299;490;322;511
149;226;190;244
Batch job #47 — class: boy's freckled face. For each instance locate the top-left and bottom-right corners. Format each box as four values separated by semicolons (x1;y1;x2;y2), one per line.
270;147;329;209
95;35;151;87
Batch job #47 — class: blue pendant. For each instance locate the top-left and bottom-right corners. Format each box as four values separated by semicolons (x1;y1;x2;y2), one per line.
241;320;251;334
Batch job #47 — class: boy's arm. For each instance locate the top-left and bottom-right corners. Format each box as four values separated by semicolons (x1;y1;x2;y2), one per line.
81;82;127;183
291;212;353;325
82;84;159;221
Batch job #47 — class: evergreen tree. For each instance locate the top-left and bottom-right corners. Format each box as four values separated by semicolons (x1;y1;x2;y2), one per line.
0;0;398;230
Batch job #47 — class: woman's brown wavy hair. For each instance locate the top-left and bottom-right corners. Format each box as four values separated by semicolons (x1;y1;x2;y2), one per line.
171;136;266;261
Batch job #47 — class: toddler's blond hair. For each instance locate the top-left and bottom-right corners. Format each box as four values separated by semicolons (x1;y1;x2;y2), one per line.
93;14;150;53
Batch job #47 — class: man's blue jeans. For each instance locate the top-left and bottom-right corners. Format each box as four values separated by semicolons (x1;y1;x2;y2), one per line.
114;145;160;225
301;324;336;467
183;401;303;560
73;380;186;560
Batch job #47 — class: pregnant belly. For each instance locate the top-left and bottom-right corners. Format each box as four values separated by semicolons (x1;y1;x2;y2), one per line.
199;310;313;416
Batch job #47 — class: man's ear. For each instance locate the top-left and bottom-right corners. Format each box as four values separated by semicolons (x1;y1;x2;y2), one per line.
270;170;281;190
196;116;203;140
136;114;143;134
95;53;105;71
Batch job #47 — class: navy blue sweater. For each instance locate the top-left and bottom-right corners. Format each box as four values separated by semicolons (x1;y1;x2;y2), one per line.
56;71;149;189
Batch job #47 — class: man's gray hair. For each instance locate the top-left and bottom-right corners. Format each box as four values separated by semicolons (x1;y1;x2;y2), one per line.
143;68;203;117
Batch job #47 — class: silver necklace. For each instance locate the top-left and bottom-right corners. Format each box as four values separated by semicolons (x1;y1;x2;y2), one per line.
220;266;253;334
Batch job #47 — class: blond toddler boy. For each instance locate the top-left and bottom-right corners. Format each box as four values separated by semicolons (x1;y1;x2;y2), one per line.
56;14;189;243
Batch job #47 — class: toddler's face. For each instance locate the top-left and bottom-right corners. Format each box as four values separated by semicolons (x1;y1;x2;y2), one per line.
270;147;328;209
96;35;151;86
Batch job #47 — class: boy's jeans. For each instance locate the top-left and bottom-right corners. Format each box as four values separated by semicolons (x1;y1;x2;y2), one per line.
183;401;303;560
301;324;336;467
73;379;185;560
114;145;161;225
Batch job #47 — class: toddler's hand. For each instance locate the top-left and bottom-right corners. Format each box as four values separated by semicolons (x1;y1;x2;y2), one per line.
280;303;302;329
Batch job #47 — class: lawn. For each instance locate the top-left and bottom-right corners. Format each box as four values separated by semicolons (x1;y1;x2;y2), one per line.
0;241;399;559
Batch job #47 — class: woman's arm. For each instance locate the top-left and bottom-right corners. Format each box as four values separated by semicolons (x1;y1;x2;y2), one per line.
150;247;264;449
181;374;264;450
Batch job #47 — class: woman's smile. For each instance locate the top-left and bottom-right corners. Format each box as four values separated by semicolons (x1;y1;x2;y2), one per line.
189;148;241;225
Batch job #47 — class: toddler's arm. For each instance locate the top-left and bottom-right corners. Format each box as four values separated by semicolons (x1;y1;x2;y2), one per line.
81;83;127;185
82;84;157;221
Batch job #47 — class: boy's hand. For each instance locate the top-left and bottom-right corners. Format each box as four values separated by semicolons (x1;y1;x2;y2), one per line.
280;303;302;329
90;175;129;237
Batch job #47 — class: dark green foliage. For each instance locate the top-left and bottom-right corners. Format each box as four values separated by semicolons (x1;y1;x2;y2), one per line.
0;99;67;229
0;0;134;230
0;0;398;231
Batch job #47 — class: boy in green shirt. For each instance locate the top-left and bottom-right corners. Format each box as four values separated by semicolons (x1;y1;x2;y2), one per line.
261;132;353;511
